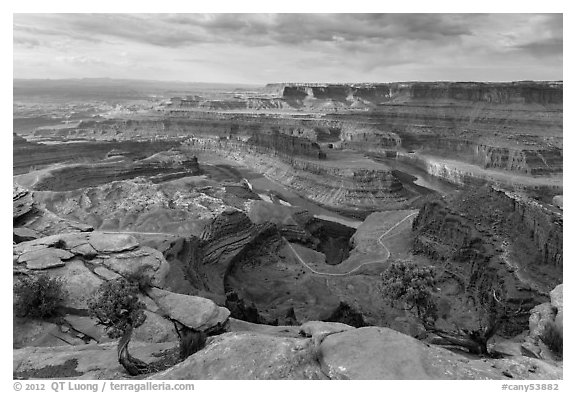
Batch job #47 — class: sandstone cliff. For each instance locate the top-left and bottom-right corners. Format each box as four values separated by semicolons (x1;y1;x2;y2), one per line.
267;81;562;106
412;187;562;335
186;137;411;213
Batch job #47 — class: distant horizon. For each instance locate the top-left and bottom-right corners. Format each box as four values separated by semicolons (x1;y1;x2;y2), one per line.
13;77;564;85
14;14;562;83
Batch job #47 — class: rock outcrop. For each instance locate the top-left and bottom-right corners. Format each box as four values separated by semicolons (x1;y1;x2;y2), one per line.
13;183;36;225
13;315;562;380
412;187;562;335
186;138;411;212
525;284;563;358
148;288;230;334
14;341;178;380
13;134;182;176
267;81;563;106
32;149;201;192
151;325;560;380
13;232;170;309
248;132;326;159
195;209;280;294
28;177;230;236
13;229;233;352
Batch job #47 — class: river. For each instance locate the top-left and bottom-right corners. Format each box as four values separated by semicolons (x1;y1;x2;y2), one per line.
200;154;459;230
201;163;362;228
369;155;460;195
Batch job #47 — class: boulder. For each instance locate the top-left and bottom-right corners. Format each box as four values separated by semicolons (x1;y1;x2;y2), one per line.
528;303;556;339
550;284;563;335
550;284;563;312
521;339;543;359
18;248;73;270
89;232;139;253
102;247;169;287
93;266;121;281
70;243;98;258
13;227;40;243
13;318;84;348
14;233;86;251
14;341;177;380
138;294;160;314
148;288;230;333
133;311;178;343
13;186;35;222
151;332;326;380
47;260;103;310
552;195;563;209
299;321;354;339
323;327;563;379
319;327;470;379
150;327;562;380
64;316;109;343
317;326;562;380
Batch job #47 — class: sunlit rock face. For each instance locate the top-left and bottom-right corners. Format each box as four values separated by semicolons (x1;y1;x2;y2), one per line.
268;81;563;106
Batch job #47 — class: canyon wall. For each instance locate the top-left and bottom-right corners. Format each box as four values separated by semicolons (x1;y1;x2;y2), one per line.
32;115;339;143
26;81;562;180
267;81;562;106
414;187;561;269
411;187;562;334
394;153;562;201
185;138;410;213
248;132;326;159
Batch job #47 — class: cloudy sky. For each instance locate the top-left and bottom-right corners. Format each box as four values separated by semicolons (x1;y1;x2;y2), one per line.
13;13;563;84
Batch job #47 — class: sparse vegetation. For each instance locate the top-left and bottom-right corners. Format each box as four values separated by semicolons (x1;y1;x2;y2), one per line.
14;274;66;319
89;270;207;375
52;239;67;249
89;277;148;375
123;268;154;293
381;261;437;325
89;277;146;340
381;261;510;356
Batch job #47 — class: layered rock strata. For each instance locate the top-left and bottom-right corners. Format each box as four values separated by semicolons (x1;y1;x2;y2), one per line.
186;138;410;212
412;187;562;335
267;81;562;106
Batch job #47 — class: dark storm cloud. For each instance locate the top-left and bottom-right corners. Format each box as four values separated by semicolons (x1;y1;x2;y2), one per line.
14;13;477;48
166;13;474;45
13;13;563;83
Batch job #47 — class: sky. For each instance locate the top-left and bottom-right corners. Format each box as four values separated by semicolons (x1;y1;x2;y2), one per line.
13;13;563;84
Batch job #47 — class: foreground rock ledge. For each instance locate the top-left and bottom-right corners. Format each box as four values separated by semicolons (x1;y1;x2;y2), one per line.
14;323;561;380
152;326;561;380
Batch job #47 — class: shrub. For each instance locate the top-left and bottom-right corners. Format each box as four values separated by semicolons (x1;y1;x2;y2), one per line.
52;239;67;249
540;322;563;356
381;261;437;324
123;268;154;292
14;274;66;318
88;277;146;339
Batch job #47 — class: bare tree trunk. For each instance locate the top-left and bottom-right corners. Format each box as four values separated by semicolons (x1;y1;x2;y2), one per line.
117;325;152;376
173;321;206;360
425;325;488;355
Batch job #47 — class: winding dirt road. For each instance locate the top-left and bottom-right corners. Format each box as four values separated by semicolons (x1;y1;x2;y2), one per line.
285;211;418;277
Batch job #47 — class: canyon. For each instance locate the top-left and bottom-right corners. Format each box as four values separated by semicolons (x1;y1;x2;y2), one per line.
13;80;563;380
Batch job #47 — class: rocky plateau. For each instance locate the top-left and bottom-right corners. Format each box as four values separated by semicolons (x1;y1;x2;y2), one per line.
13;80;563;380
